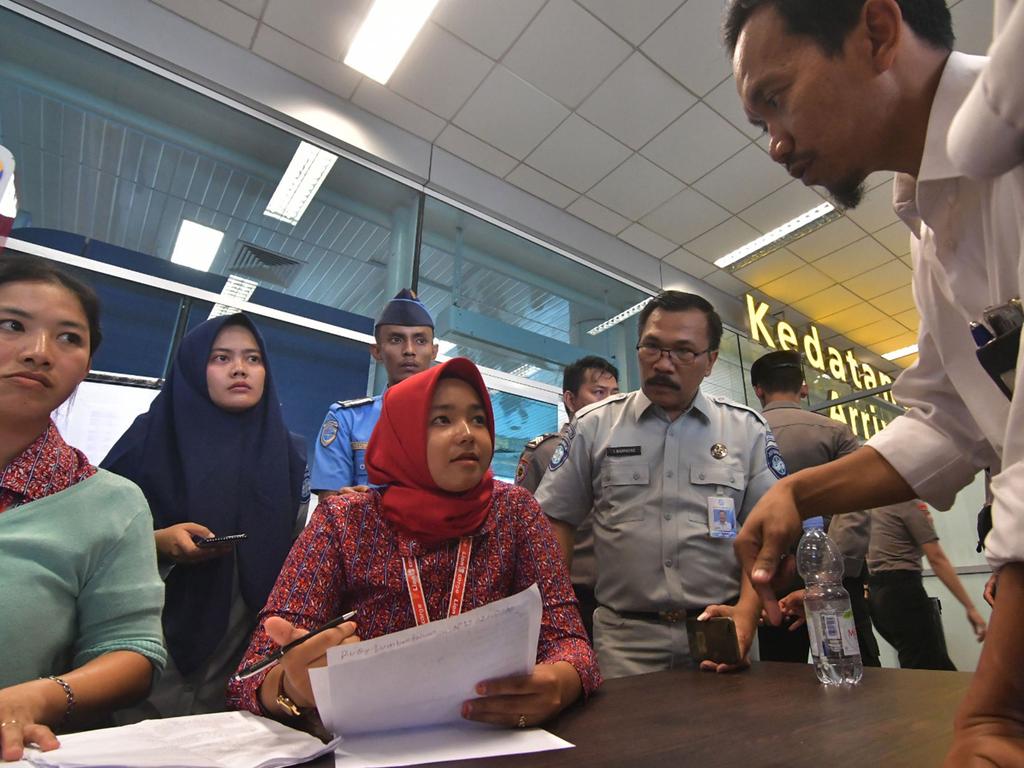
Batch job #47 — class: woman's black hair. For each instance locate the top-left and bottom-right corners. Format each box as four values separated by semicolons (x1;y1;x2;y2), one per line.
0;252;103;355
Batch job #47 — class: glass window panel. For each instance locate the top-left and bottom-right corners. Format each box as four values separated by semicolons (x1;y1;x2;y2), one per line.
489;390;558;483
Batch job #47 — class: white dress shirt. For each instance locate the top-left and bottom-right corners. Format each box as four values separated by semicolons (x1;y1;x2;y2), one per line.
866;52;1024;571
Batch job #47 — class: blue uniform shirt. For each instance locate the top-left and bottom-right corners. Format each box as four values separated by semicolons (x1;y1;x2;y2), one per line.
310;395;382;491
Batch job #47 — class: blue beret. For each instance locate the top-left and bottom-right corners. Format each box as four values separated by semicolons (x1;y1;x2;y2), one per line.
375;289;434;329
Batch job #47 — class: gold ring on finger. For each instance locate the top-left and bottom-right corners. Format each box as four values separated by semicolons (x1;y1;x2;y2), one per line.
516;714;527;729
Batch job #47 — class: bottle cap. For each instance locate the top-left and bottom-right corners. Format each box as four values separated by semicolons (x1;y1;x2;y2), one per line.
802;516;825;531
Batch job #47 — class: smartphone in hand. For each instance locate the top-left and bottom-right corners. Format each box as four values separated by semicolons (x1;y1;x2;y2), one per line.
686;616;741;666
192;533;248;548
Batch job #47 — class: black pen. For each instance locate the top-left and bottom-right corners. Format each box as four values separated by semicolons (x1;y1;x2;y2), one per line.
232;610;357;681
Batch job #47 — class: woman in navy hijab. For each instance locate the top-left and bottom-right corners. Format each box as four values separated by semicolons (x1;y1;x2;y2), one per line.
103;312;308;718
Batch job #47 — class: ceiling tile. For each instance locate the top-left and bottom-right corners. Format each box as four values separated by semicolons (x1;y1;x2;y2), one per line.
870;284;916;315
731;248;803;288
813;237;894;281
453;66;570;159
433;0;545;59
525;115;631;192
251;25;361;99
872;330;918;354
663;247;717;278
505;164;578;208
788;284;862;319
843;182;900;233
576;0;683;46
703;268;749;296
759;264;833;304
567;196;630;234
351;79;446;141
262;0;369;60
641;186;731;244
894;307;920;331
618;223;677;258
577;52;695;150
434;125;518;178
692;143;789;213
738;180;828;232
154;0;257;47
950;0;995;54
221;0;263;16
704;76;762;139
844;259;912;300
817;303;887;335
387;23;492;119
503;0;631;109
873;220;912;256
641;0;732;96
788;216;866;261
684;216;761;261
641;103;748;184
587;153;686;220
845;318;908;347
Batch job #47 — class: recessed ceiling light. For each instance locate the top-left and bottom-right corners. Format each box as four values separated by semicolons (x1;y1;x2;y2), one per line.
209;275;259;319
344;0;440;84
587;297;654;336
264;141;337;226
170;220;224;272
714;203;840;270
881;344;918;361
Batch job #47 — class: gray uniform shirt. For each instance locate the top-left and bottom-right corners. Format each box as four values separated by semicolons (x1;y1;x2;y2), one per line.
760;401;867;575
536;388;783;612
868;500;940;574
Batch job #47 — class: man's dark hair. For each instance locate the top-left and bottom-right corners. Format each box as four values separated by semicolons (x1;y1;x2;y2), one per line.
563;355;619;397
0;251;103;355
637;291;723;351
750;350;804;394
723;0;954;57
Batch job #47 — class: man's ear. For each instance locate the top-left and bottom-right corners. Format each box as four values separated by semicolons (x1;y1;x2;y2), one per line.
799;382;809;399
862;0;902;72
369;343;383;362
562;390;575;416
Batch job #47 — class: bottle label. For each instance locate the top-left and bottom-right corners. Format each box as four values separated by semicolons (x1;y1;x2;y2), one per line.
811;608;859;658
822;613;843;655
839;609;860;656
806;613;821;659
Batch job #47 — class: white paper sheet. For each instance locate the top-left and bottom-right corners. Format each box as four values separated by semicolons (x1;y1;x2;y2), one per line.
333;723;573;768
310;584;542;737
22;711;341;768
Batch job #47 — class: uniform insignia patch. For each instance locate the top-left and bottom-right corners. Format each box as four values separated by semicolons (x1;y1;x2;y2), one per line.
515;454;530;483
710;443;728;460
320;418;339;447
765;431;787;479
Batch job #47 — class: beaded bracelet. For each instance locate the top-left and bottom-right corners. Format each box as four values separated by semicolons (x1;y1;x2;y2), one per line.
41;675;75;728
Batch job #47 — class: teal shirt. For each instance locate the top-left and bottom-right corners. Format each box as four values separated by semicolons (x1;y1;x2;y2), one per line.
0;469;167;688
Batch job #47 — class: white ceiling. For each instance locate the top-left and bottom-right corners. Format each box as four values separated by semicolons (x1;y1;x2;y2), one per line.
146;0;994;372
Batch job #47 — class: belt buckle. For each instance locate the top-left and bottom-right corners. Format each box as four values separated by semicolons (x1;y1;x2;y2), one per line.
659;609;687;623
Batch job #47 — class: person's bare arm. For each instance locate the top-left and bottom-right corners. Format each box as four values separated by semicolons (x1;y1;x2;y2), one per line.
922;541;987;641
546;518;575;569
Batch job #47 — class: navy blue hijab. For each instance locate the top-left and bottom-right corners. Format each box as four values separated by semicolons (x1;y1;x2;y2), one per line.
102;313;306;675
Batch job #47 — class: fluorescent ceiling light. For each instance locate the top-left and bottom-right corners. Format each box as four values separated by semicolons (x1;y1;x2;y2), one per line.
436;339;457;355
263;141;337;226
587;297;654;336
209;274;259;319
0;174;16;218
509;363;541;378
881;344;918;361
344;0;440;84
170;220;224;272
714;203;839;270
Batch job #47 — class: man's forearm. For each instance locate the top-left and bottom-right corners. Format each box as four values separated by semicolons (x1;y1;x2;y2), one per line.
547;517;575;569
787;446;915;519
925;545;978;612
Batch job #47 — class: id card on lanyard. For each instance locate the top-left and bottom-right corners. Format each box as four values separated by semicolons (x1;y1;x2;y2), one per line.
401;537;473;625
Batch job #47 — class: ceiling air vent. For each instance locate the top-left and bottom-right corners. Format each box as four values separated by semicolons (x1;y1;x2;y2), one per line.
227;243;302;290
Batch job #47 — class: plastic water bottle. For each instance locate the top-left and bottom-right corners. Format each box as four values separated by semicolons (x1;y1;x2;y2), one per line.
796;517;863;686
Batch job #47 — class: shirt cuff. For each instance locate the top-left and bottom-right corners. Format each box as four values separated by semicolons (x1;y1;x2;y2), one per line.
986;465;1024;569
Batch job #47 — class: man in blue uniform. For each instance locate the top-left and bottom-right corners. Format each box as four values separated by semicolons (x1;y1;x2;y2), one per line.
310;289;436;496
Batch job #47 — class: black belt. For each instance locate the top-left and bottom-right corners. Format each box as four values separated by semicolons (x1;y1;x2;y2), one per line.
869;570;923;583
611;607;705;623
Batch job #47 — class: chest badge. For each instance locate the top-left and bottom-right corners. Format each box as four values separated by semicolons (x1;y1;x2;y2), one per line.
710;443;728;460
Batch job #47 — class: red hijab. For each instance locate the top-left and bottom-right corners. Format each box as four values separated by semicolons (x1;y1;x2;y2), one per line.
366;357;495;545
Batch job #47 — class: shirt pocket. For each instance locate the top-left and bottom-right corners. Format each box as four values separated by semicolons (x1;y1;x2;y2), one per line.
599;462;649;524
688;462;746;524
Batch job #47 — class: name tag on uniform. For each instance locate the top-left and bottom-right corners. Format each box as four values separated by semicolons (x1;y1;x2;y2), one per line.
707;496;737;539
607;446;642;457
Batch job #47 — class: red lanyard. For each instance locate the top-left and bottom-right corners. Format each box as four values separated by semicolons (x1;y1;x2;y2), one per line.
401;536;473;626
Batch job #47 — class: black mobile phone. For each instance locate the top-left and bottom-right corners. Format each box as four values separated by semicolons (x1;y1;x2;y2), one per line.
193;533;248;548
685;616;742;666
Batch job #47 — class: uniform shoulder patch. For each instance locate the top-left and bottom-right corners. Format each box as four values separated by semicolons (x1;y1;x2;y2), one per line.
335;396;375;409
547;421;577;472
712;395;769;426
765;429;788;479
525;432;558;451
320;417;339;447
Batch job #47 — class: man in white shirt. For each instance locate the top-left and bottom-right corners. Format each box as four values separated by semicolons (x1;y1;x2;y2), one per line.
724;1;1024;763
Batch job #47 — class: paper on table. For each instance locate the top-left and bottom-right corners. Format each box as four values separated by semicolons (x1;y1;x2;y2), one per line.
22;711;341;768
309;584;542;736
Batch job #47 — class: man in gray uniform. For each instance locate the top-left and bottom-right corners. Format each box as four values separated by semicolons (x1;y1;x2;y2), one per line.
537;291;784;679
515;355;619;639
749;350;879;666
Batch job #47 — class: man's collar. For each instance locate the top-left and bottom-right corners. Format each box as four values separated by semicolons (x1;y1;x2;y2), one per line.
633;387;710;423
761;400;802;412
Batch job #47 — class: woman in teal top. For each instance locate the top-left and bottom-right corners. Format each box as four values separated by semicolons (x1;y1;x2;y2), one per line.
0;254;165;762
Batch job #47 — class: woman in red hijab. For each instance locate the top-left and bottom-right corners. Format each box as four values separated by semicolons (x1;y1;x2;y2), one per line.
228;358;600;729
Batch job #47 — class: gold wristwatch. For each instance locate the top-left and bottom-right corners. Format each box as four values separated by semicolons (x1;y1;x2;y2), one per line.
276;674;304;718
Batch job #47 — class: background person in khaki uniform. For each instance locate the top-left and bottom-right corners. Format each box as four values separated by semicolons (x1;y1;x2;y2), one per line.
868;500;987;670
515;355;619;639
537;291;784;679
749;350;880;667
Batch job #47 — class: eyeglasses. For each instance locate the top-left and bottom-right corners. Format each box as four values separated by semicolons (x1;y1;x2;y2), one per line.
636;343;712;366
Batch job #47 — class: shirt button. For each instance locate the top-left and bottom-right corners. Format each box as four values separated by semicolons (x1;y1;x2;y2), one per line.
633;472;641;480
664;513;671;520
699;473;706;480
664;559;672;567
666;470;674;478
729;476;736;483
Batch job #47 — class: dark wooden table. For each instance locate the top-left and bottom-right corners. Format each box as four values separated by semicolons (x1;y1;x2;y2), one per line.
434;661;970;768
